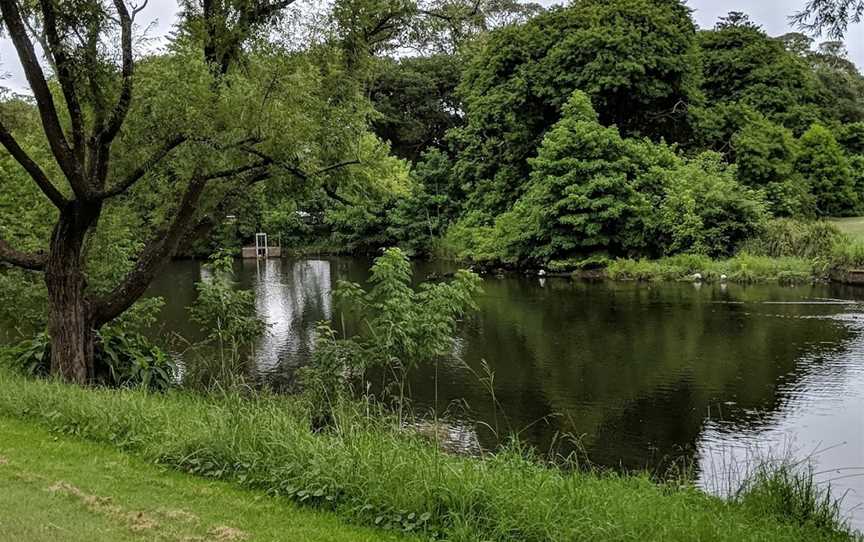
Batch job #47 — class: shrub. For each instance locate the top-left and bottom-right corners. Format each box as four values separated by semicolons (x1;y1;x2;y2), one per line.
303;248;481;411
796;124;857;216
186;251;268;388
1;297;176;391
652;152;768;257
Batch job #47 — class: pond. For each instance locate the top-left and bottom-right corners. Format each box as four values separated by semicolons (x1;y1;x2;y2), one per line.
148;257;864;529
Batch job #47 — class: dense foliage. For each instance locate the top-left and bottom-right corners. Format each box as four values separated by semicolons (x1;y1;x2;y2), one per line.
245;1;864;270
6;0;864;381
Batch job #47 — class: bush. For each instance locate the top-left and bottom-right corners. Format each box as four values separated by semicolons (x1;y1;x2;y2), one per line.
3;328;176;392
303;248;481;409
186;251;268;389
796;124;857;216
652;152;768;257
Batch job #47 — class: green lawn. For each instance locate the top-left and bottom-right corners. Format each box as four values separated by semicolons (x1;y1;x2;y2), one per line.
0;416;413;542
830;217;864;241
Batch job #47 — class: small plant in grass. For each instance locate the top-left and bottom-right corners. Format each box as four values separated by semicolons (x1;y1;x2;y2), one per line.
187;250;268;389
302;247;482;418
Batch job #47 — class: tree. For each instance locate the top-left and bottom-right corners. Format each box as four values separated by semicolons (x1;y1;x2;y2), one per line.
451;0;701;217
651;152;768;256
731;117;812;216
698;13;824;134
0;0;363;383
387;148;461;255
797;123;858;215
489;91;676;264
369;55;463;162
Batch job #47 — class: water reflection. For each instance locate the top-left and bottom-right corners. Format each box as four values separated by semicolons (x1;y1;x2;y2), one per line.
240;259;333;374
146;257;864;529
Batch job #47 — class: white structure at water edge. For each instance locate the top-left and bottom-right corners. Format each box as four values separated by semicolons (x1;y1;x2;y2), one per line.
241;232;282;258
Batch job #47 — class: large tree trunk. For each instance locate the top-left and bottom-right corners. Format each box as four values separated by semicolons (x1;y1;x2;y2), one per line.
46;272;94;383
45;204;99;384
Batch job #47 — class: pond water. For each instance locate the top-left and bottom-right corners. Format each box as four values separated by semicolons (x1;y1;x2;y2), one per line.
150;257;864;529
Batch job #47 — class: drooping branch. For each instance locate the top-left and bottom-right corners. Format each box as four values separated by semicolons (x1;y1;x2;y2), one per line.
239;146;359;179
322;184;358;207
0;236;47;270
98;135;188;198
239;145;360;204
315;160;362;175
0;121;68;208
793;0;864;39
0;0;84;191
198;159;272;182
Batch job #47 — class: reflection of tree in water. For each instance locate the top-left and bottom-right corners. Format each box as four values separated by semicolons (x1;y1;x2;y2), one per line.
407;279;855;474
146;259;862;497
242;259;333;382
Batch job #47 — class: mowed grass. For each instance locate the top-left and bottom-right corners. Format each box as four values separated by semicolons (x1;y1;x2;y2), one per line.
0;415;413;542
830;217;864;241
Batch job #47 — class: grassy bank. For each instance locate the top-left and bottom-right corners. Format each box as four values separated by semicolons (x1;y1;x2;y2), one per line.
0;416;411;542
605;254;820;283
0;368;857;541
601;219;864;284
831;217;864;242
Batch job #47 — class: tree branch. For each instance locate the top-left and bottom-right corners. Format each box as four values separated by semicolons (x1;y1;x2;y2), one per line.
91;0;135;188
0;0;84;191
100;0;134;145
91;177;208;326
199;159;273;182
0;236;47;270
315;160;360;175
38;0;86;162
91;161;273;325
239;146;359;179
98;135;188;198
0;120;68;208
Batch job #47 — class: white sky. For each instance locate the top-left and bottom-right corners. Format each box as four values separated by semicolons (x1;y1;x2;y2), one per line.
0;0;862;93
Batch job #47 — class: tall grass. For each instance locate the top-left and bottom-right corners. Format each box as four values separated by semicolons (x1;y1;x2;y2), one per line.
736;463;846;534
0;368;856;542
741;219;845;260
607;254;819;283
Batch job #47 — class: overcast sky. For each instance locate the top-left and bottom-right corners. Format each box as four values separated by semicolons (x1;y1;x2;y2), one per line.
1;0;863;93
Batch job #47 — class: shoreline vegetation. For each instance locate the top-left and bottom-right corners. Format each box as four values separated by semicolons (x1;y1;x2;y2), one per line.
0;367;858;542
280;218;864;286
